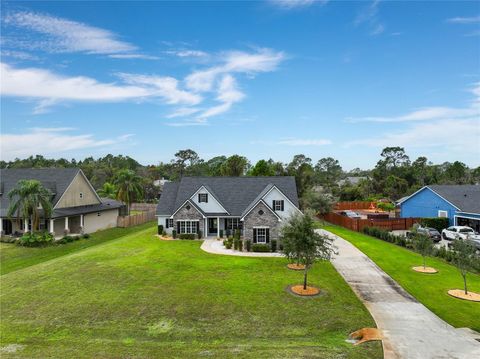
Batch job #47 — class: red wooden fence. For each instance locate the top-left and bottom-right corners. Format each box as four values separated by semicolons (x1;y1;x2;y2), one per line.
323;212;418;232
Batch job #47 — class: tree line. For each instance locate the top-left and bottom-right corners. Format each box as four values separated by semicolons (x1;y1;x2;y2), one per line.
1;147;478;210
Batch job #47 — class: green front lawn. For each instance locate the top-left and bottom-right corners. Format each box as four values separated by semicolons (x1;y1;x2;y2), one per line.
0;224;382;358
0;222;154;275
323;224;480;331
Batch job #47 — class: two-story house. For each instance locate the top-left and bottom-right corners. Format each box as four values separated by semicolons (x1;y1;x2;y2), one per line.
156;176;301;243
0;168;123;237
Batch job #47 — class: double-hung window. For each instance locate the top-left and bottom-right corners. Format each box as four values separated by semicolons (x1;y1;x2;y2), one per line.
273;200;284;211
198;193;208;203
177;220;199;234
253;227;269;244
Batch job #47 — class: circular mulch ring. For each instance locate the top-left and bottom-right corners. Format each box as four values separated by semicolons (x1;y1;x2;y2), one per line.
286;284;322;297
412;266;438;274
447;289;480;302
287;263;306;271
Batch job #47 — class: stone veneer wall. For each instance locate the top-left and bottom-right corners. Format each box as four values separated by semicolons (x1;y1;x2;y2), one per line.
243;201;281;243
172;203;205;235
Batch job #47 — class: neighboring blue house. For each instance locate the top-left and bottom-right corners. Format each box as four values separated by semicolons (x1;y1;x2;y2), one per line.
398;185;480;232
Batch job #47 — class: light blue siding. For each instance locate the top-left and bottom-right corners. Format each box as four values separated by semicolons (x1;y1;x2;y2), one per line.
400;187;458;225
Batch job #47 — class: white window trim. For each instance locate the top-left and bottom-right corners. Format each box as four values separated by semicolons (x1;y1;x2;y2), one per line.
177;220;200;234
199;193;208;203
273;200;283;211
438;210;448;218
255;227;267;244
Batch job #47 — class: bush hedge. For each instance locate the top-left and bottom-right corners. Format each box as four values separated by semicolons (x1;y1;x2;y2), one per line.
252;244;270;252
420;217;449;232
246;239;252;252
271;239;277;252
18;232;54;247
178;233;196;240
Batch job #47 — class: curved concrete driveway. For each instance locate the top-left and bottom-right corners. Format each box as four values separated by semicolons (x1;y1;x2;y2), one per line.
319;229;480;359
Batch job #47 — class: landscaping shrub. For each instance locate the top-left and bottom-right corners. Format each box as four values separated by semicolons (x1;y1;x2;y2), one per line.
420;218;449;232
234;229;241;240
19;232;54;247
172;230;177;239
271;239;277;252
376;202;395;212
238;240;243;252
219;229;224;238
158;225;164;235
82;233;90;239
178;234;196;240
246;239;251;252
233;238;240;250
197;230;202;239
63;235;74;243
252;244;270;252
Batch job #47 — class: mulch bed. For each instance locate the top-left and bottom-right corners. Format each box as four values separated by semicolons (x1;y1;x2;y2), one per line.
287;263;306;271
447;289;480;302
349;328;383;345
157;235;174;241
286;284;322;297
412;266;438;274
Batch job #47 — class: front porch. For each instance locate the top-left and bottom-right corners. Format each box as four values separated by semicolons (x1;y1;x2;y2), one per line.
0;214;85;239
204;217;243;238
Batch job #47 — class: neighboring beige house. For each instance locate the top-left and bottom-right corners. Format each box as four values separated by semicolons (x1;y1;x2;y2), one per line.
0;168;123;237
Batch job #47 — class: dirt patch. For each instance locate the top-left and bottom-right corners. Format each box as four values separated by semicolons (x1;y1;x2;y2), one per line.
447;289;480;302
286;284;322;297
157;235;174;240
412;266;438;274
0;344;25;354
349;328;383;345
287;263;306;271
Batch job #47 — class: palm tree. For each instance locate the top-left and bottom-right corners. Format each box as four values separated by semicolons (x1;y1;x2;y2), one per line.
114;170;144;214
7;179;53;232
97;182;117;199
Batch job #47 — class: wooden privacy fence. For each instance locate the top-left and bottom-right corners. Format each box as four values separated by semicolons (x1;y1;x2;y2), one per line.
334;201;374;210
130;203;157;212
323;212;419;232
117;210;156;228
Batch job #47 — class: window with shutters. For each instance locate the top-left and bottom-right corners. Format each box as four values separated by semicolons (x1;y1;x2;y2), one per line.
273;200;284;211
198;193;208;203
254;227;269;244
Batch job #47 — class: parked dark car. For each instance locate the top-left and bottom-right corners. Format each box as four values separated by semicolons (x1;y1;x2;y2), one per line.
406;227;441;242
339;210;361;219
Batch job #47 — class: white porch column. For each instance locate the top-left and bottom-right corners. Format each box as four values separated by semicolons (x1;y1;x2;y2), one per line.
50;219;55;234
64;216;69;234
0;218;3;237
80;214;84;233
204;218;207;238
217;217;220;238
24;218;29;233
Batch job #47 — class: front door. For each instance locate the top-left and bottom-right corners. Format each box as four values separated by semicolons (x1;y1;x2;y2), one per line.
208;218;217;235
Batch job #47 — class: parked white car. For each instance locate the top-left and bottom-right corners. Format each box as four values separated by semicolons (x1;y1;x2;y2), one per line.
441;226;480;241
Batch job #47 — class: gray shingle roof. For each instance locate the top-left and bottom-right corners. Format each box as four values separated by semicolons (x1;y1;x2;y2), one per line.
156;176;299;217
0;168;80;217
52;198;123;218
428;185;480;213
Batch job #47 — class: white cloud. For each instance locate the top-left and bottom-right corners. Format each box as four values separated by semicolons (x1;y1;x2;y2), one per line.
347;82;480;123
347;119;480;154
3;10;154;59
185;48;284;92
118;73;202;105
165;107;202;118
165;50;208;58
0;50;39;61
0;63;202;111
355;0;385;36
270;0;327;9
278;138;332;146
446;16;480;24
198;74;245;119
0;128;132;161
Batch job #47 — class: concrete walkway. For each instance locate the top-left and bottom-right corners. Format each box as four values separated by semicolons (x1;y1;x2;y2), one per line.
201;239;283;257
318;229;480;359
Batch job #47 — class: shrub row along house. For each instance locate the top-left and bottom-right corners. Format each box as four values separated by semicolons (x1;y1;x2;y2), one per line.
0;168;123;237
399;184;480;232
156;176;301;243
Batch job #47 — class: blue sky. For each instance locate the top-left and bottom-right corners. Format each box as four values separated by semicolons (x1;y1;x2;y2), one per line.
1;0;479;169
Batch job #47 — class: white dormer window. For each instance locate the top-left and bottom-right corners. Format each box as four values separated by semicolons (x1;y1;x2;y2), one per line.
198;193;208;203
273;200;284;211
438;210;448;218
79;192;84;199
